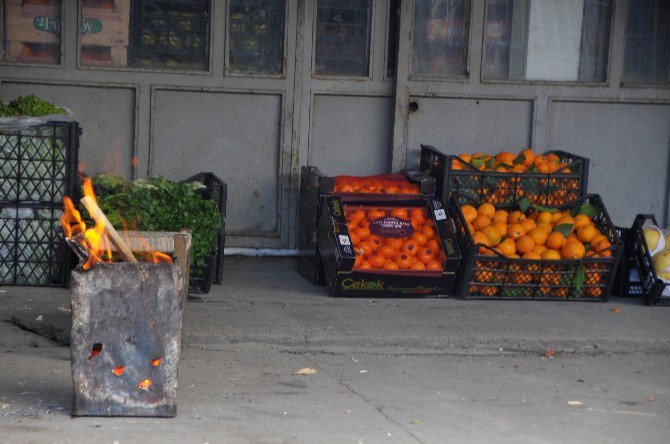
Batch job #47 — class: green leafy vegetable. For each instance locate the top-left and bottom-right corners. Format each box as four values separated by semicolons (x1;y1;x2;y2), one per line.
85;174;223;269
1;94;66;117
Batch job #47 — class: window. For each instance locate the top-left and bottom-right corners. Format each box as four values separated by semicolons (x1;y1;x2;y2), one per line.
386;0;400;78
623;0;669;84
412;0;470;79
482;0;612;82
2;0;62;65
314;0;372;77
78;0;210;70
228;0;285;75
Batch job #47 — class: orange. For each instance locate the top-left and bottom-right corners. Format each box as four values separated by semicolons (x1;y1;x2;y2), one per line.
508;211;526;224
536;222;553;234
467;222;476;234
348;209;366;224
492;209;509;224
520;218;536;233
359;260;372;270
520;148;535;166
367;253;386;268
522;251;542;260
515;235;536;254
472;231;490;247
409;261;426;271
546;232;567;250
410;208;426;226
355;226;371;240
411;232;428;246
390;208;408;219
533;244;548;255
537;211;553;224
576;225;597;243
394;253;412;270
425;260;443;271
421;226;438;240
417;247;436;263
510;164;526;173
355;241;373;256
481;225;502;247
401;239;420;256
590;234;608;247
592;239;612;257
461;205;478;223
367;235;383;251
378;245;395;258
349;231;361;245
495;151;516;165
382;260;399;270
585;287;603;298
385;238;403;250
561;240;586;259
477;203;496;219
492;222;508;238
496;238;517;257
551;212;564;223
367;208;386;220
458;153;472;163
426;239;440;252
566;233;579;243
528;227;548;246
507;223;526;240
573;214;591;229
541;249;561;260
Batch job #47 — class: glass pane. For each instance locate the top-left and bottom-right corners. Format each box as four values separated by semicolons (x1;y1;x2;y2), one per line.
482;0;612;82
314;0;372;77
229;0;285;75
412;0;470;78
98;0;211;70
2;0;62;65
386;0;400;77
623;0;670;84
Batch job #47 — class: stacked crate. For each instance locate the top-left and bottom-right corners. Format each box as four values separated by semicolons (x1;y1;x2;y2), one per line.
423;145;622;301
0;121;80;287
80;0;130;66
5;0;62;64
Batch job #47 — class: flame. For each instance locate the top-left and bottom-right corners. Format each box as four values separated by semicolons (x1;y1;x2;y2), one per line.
150;358;161;367
132;156;139;171
137;379;152;390
113;366;125;376
61;176;173;269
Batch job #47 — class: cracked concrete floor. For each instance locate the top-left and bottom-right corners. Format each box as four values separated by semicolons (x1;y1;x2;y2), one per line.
1;336;668;444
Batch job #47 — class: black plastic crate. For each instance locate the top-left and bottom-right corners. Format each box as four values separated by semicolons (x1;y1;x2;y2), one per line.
615;215;670;305
130;0;210;69
0;203;71;287
183;172;226;293
420;144;589;207
1;121;80;205
297;166;437;285
451;194;622;301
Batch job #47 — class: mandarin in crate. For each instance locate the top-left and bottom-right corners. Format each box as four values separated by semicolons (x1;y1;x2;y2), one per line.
461;205;478;224
561;240;586;259
368;253;386;268
507;223;525;240
546;232;567;250
401;239;419;256
409;261;426;271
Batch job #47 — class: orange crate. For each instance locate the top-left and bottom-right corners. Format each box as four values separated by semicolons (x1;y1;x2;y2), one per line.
6;40;60;64
80;44;127;66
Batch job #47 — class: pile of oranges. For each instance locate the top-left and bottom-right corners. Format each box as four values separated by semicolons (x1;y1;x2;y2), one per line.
452;149;573;174
334;175;421;195
346;206;446;272
460;202;613;260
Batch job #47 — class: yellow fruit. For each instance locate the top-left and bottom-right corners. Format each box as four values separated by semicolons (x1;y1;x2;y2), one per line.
652;248;670;274
643;226;665;256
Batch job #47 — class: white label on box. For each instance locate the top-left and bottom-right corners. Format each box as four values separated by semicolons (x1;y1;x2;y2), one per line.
339;235;351;245
434;209;447;220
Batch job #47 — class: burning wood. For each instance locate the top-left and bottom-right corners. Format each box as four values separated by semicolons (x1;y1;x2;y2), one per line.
61;177;173;269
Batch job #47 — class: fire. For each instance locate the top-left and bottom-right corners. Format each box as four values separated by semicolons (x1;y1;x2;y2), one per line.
150;358;161;367
61;177;173;269
137;379;152;390
113;366;125;376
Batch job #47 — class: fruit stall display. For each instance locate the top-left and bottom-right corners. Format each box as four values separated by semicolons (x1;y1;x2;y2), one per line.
615;215;670;305
450;195;622;300
420;145;589;206
298;165;438;285
317;196;460;297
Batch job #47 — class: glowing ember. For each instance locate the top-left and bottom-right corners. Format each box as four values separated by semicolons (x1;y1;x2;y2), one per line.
150;358;161;367
88;343;102;360
112;366;125;376
137;379;152;390
61;177;173;269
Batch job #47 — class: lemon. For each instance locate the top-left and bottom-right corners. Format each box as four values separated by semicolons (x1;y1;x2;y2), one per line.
652;248;670;274
643;225;665;256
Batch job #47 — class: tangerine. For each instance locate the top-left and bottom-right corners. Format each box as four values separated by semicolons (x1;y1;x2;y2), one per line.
515;235;536;254
367;253;386;268
394;253;412;270
412;232;428;246
546;232;567;250
537;211;553;224
390;208;408;219
561;240;586;259
402;239;420;256
355;226;371;240
378;245;395;258
355;241;373;256
382;260;399;270
426;239;440;252
573;214;591;229
492;209;509;224
367;235;383;251
425;260;443;271
507;223;526;240
508;211;526;224
472;231;490;247
528;227;548;246
541;249;561;260
522;251;542;260
481;225;503;247
421;226;438;240
359;260;372;270
367;208;386;220
349;231;361;245
417;247;435;263
496;238;517;257
385;238;403;250
409;261;426;271
576;225;597;243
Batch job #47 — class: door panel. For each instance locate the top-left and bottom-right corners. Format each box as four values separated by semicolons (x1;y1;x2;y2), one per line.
151;89;284;245
549;101;670;224
310;94;393;175
406;96;533;166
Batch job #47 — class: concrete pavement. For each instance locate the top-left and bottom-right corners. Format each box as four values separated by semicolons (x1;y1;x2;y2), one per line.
0;257;669;443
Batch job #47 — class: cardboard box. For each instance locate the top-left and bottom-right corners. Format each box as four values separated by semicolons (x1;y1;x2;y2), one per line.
5;2;61;45
317;197;461;297
81;0;130;47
